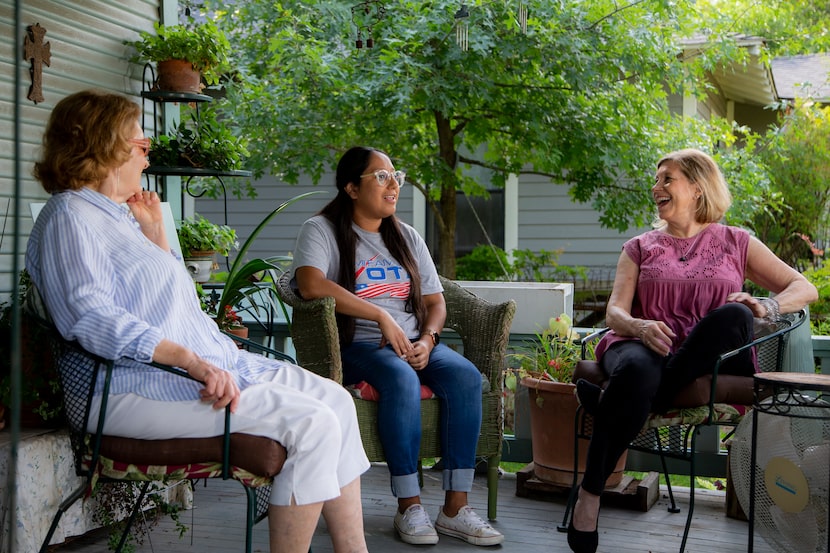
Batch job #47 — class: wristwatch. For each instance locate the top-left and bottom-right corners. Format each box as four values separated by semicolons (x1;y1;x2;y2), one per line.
423;329;440;346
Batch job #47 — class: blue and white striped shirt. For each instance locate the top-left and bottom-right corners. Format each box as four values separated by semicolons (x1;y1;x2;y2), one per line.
26;188;282;401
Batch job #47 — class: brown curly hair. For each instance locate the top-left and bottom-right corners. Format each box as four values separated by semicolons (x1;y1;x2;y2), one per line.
33;90;141;193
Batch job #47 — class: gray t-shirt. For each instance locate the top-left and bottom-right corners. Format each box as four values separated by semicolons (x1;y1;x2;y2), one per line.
290;215;443;343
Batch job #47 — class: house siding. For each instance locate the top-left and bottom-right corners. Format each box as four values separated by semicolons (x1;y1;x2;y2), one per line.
1;0;160;296
195;172;416;266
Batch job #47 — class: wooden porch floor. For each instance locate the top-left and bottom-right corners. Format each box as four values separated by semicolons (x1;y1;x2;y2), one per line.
49;463;771;553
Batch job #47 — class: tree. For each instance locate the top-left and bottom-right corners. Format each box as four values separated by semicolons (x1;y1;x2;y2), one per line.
752;100;830;269
693;0;830;57
197;0;820;276
202;0;715;276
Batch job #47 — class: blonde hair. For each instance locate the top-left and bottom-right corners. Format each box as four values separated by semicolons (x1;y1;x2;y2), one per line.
655;148;732;226
33;90;140;193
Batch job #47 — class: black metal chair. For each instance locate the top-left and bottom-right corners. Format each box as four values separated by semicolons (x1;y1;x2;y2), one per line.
28;289;294;553
558;308;807;553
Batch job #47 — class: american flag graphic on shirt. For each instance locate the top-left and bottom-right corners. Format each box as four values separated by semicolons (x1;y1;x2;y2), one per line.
354;254;410;299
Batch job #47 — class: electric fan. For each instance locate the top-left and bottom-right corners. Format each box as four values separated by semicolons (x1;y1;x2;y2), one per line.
730;396;830;553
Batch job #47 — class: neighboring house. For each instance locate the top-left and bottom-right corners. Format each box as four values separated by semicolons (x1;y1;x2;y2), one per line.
772;53;830;104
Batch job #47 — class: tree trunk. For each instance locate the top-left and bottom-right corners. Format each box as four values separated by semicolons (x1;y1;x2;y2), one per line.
434;111;458;278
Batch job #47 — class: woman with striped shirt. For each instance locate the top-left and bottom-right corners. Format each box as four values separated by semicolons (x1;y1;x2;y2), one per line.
26;89;370;553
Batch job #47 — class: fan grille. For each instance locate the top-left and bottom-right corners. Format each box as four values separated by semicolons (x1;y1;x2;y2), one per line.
731;396;830;553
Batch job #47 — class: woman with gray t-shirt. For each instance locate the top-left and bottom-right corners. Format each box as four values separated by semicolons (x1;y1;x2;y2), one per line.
291;146;504;547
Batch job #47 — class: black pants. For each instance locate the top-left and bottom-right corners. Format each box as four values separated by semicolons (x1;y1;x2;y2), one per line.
580;302;754;495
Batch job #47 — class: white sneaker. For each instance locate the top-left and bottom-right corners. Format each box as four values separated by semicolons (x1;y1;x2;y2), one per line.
435;505;504;546
394;504;439;545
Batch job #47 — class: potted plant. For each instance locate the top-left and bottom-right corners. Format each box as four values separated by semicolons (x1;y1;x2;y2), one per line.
209;192;322;332
124;21;231;93
510;314;627;488
150;107;250;172
0;269;63;428
177;214;238;283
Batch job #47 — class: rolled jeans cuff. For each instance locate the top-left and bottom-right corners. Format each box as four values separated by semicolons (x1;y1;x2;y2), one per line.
391;473;421;499
443;468;474;492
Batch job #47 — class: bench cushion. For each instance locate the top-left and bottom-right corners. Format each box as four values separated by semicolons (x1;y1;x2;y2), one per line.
97;433;286;478
347;381;436;401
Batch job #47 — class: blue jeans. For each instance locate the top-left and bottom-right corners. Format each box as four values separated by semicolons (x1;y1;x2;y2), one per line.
341;341;483;498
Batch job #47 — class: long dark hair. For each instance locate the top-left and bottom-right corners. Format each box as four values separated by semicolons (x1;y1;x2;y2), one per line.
319;146;426;345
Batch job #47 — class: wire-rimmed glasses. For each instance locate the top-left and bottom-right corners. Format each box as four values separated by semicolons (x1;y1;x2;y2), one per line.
360;169;406;188
129;137;151;156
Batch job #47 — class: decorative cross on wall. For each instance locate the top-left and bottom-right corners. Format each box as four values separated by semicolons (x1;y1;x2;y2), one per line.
24;23;51;104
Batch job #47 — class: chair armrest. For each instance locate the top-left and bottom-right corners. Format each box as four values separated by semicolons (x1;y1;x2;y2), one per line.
705;308;807;415
275;273;342;382
579;327;611;359
440;277;516;391
221;330;296;364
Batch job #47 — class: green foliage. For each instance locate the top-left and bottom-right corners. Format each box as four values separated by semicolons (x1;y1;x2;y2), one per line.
508;314;594;384
692;0;830;57
125;21;231;85
92;481;188;553
212;191;323;330
195;0;824;277
0;269;63;422
150;106;251;169
512;249;587;283
455;244;511;281
199;0;709;276
455;244;587;283
805;259;830;333
177;213;238;257
751;100;830;270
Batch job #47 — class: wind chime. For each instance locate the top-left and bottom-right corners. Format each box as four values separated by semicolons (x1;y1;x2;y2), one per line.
454;2;529;51
351;0;386;49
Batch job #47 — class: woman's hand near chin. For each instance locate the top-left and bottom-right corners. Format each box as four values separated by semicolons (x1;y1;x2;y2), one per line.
127;191;170;249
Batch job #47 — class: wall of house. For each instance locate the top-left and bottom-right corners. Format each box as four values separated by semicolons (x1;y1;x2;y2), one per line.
195;172;416;268
0;0;161;297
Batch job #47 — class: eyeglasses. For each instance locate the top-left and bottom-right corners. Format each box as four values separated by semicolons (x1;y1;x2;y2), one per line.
360;169;406;188
129;137;151;156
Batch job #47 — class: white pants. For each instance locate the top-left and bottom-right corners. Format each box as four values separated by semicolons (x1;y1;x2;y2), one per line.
88;363;370;506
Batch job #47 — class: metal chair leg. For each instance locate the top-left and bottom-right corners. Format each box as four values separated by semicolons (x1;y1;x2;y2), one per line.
558;405;585;532
678;428;699;553
39;481;89;553
655;428;680;514
114;481;152;553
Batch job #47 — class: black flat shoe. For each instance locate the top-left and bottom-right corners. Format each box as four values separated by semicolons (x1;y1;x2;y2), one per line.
567;520;598;553
575;379;602;416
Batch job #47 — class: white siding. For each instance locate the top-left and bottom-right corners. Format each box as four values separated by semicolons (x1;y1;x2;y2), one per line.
516;173;642;272
1;0;160;297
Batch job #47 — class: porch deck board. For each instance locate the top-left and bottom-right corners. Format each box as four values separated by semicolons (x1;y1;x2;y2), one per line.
49;463;772;553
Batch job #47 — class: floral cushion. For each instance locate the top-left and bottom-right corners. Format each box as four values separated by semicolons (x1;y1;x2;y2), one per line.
82;454;273;492
346;381;436;401
642;402;750;429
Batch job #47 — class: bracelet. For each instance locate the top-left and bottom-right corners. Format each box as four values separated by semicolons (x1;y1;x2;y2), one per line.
758;297;780;323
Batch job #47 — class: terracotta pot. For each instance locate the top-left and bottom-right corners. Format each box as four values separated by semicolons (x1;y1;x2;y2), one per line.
521;376;627;488
156;59;202;94
225;325;249;348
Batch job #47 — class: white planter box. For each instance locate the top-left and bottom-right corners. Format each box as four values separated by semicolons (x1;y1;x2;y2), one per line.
455;281;574;335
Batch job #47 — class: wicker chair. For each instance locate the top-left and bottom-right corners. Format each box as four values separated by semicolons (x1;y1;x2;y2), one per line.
558;308;807;553
27;289;292;553
276;272;515;520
